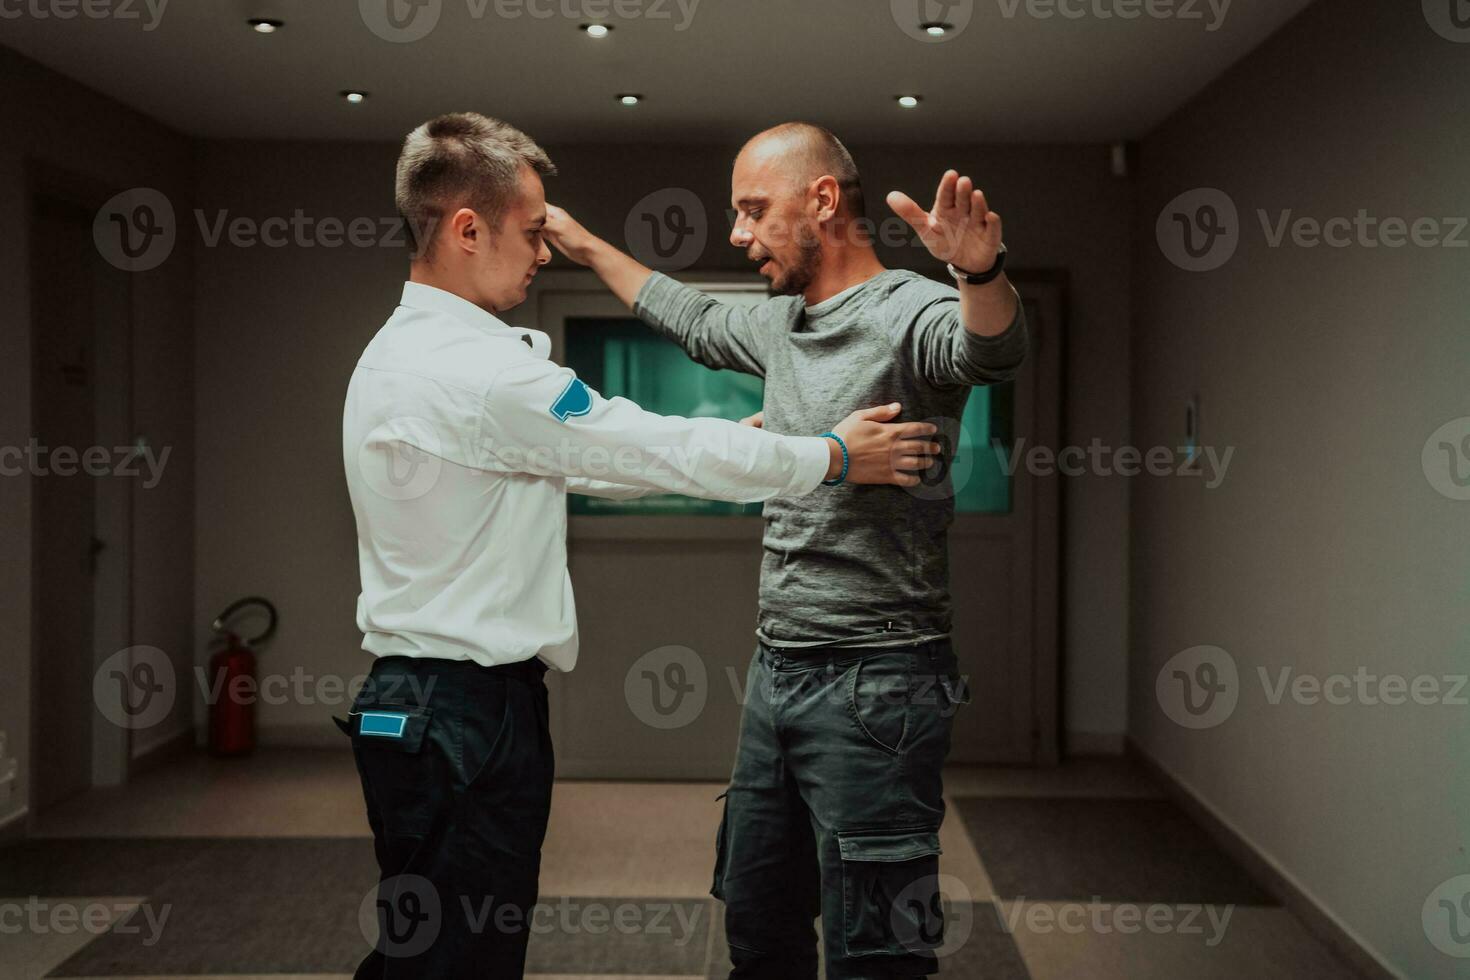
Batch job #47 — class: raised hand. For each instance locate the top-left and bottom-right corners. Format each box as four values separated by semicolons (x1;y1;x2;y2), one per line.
543;203;655;309
542;204;600;266
885;171;1004;275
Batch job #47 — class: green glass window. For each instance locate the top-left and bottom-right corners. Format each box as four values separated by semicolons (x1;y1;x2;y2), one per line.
956;380;1013;514
567;317;763;515
564;316;1013;515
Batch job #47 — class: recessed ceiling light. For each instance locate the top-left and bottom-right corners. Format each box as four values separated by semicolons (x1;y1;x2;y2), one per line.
248;18;283;33
341;90;368;104
581;23;611;37
617;94;642;106
921;21;952;36
896;95;922;108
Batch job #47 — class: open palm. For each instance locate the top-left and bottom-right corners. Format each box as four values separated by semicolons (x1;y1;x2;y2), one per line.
886;170;1004;275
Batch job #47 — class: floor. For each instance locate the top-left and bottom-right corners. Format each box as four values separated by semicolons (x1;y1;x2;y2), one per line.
0;751;1360;979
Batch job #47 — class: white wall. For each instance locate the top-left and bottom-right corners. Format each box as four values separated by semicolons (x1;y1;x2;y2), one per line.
1128;0;1469;975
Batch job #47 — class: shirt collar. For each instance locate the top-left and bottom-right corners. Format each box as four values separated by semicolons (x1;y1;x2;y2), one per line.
803;270;900;318
399;281;551;359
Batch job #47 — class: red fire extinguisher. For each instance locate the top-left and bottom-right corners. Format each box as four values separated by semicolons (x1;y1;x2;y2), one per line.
207;596;278;756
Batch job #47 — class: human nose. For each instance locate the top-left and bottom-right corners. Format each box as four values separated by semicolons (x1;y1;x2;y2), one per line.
730;219;753;248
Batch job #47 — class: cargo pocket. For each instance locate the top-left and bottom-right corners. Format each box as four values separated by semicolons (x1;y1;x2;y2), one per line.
838;829;944;959
347;701;438;840
710;790;730;901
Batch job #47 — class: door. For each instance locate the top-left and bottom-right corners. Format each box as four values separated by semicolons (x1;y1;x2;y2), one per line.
947;282;1063;765
533;273;1062;777
30;192;134;811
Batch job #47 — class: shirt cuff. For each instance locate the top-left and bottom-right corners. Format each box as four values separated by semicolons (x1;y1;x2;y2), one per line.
784;435;833;495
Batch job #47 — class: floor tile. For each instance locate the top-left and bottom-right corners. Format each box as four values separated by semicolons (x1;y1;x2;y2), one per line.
939;793;996;904
955;797;1274;905
34;750;367;840
1001;902;1360;980
928;902;1034;979
942;758;1165;800
540;782;727;899
0;896;143;980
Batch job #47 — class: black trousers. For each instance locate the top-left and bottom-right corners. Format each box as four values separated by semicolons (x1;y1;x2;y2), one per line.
713;641;969;979
338;654;554;980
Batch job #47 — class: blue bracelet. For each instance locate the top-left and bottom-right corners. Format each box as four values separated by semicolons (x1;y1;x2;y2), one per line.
820;431;849;486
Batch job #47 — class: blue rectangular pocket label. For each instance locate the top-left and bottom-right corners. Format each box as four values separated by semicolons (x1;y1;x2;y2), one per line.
357;710;409;738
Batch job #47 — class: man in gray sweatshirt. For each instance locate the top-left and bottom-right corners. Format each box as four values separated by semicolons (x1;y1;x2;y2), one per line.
545;122;1028;979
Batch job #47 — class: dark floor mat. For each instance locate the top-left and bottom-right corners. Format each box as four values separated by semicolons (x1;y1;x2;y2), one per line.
45;837;376;976
525;897;712;975
0;837;227;897
18;837;713;976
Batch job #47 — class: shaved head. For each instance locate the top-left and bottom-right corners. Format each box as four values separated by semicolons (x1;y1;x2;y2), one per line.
729;122;879;298
739;122;865;219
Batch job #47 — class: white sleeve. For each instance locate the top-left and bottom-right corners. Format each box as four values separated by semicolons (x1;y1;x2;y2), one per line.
478;359;830;501
565;478;668;500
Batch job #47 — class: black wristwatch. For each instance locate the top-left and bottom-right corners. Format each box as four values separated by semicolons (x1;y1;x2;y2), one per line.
948;243;1007;285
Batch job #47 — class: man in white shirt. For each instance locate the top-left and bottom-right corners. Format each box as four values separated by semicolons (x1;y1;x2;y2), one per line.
339;112;941;979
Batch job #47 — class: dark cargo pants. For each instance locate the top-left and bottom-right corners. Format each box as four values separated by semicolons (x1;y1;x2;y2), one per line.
339;654;555;980
712;640;969;979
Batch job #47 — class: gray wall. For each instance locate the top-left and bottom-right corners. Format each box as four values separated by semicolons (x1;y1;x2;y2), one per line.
0;46;197;830
191;137;1133;749
1128;0;1468;976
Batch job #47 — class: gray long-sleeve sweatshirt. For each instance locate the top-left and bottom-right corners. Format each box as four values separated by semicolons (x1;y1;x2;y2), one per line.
634;269;1029;650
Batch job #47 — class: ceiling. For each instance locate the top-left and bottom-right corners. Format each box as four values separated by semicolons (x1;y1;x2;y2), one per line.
2;0;1315;144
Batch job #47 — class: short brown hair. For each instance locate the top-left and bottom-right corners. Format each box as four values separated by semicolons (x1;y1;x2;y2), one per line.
395;112;557;257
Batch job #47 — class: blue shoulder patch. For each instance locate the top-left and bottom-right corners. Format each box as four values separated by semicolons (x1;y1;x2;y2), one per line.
550;377;593;422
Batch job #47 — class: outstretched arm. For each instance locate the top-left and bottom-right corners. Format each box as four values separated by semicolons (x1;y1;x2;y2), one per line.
567;411;767;499
544;204;770;377
478;357;940;497
543;204;655;308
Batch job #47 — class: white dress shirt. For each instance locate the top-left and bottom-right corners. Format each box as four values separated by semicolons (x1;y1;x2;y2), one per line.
342;281;832;671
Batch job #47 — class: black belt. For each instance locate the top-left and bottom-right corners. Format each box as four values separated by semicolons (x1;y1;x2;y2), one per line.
374;654;549;685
